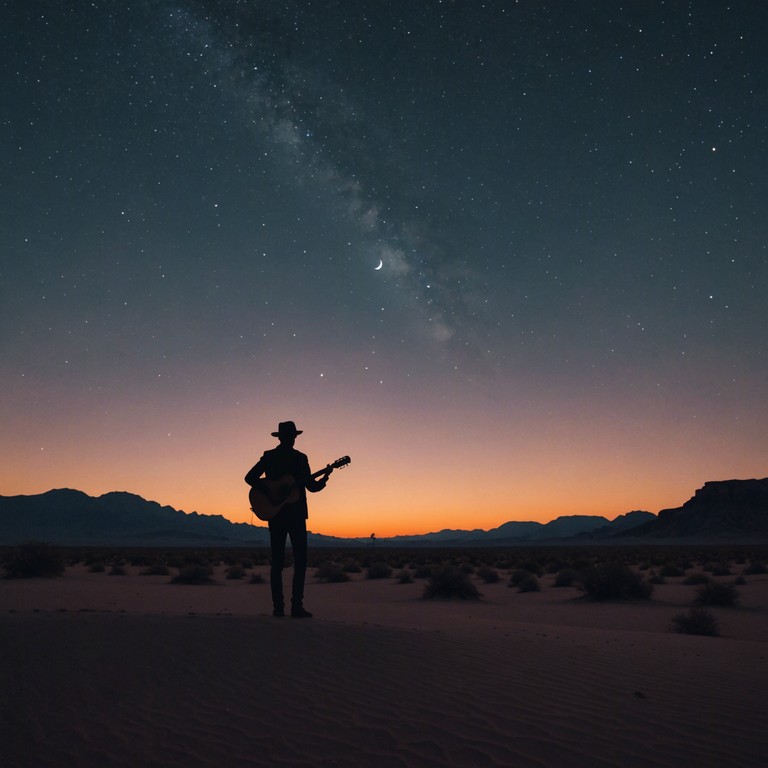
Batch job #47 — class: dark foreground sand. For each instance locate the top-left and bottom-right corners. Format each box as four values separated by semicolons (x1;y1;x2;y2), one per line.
2;564;767;767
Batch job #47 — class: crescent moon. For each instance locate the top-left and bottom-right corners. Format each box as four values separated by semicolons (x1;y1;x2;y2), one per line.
374;259;383;270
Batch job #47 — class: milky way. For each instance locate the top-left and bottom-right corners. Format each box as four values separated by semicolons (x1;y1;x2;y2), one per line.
2;1;766;535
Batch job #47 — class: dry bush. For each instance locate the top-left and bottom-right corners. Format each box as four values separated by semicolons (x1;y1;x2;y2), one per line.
476;566;500;583
695;580;740;607
171;564;215;584
517;574;540;593
141;561;170;576
366;562;393;580
682;573;710;585
4;541;64;578
423;566;481;600
509;568;532;587
226;564;246;580
315;562;350;582
553;567;579;587
578;562;653;601
517;559;543;575
672;607;720;636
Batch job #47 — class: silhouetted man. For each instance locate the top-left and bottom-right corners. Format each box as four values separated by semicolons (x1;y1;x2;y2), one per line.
245;421;329;618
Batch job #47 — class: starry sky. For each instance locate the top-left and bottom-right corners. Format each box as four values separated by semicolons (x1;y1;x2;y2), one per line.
2;1;766;538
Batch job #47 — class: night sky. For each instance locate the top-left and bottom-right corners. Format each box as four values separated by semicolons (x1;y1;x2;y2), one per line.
2;1;766;537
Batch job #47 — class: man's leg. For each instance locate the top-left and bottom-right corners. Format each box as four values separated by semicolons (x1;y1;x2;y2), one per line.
268;520;288;615
288;518;309;616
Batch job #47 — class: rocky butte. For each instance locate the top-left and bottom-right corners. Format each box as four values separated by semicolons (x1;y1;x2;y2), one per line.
628;478;768;540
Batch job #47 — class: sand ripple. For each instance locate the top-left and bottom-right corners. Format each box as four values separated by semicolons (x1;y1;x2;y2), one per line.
2;613;767;768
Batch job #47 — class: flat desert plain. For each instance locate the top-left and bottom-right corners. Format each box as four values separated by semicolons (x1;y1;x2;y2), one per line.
1;554;767;768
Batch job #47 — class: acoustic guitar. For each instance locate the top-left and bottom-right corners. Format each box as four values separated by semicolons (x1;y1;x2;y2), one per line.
249;455;350;521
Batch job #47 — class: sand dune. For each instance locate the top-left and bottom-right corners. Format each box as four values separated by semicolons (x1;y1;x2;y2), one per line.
2;564;767;767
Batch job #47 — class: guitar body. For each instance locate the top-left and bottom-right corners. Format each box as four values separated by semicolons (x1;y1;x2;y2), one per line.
249;476;300;521
248;455;350;522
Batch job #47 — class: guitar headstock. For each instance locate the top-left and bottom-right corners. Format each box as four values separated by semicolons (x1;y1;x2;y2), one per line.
331;455;351;470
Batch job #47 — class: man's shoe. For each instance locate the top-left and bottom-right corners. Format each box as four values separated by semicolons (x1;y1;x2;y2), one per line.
291;607;313;618
273;608;285;617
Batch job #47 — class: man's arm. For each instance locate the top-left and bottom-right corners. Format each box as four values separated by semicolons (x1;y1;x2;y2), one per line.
244;456;267;487
303;455;328;493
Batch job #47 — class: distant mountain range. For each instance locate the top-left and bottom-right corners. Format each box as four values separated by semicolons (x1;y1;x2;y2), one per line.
381;510;656;546
0;478;766;547
0;489;270;548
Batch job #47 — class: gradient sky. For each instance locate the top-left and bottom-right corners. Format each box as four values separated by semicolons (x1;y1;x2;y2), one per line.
2;1;766;538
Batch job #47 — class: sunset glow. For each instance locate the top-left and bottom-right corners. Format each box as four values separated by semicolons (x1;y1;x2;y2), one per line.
2;3;766;538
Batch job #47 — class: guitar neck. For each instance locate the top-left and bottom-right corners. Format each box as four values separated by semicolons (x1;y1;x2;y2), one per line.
308;456;349;481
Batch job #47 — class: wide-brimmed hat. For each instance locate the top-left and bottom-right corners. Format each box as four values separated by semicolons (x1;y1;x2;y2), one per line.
271;421;303;438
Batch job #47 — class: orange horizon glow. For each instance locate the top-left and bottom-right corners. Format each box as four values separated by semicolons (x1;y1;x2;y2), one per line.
3;2;767;549
3;374;766;539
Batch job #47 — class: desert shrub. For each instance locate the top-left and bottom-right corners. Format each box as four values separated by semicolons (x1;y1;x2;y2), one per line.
412;564;433;579
366;562;393;580
695;580;740;607
459;562;475;574
342;560;362;573
181;552;209;567
659;564;684;578
141;561;170;576
171;564;215;584
672;607;720;636
423;566;481;600
315;562;350;583
734;575;746;586
396;569;414;584
648;572;666;585
579;562;653;601
509;568;532;587
240;558;254;570
553;567;579;587
226;565;246;580
4;541;65;578
744;561;767;575
711;564;732;577
517;574;540;593
249;572;265;584
682;573;710;585
476;566;500;584
88;561;106;573
109;564;127;576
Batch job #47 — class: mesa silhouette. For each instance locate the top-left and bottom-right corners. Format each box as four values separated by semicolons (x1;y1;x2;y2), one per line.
1;478;766;546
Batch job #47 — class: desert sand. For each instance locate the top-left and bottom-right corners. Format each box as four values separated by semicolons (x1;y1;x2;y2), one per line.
1;560;767;767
